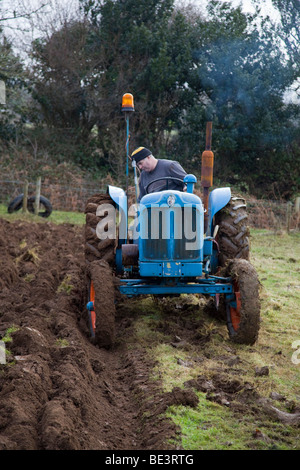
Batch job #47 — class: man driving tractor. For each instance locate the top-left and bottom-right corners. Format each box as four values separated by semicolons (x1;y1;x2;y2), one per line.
131;147;187;202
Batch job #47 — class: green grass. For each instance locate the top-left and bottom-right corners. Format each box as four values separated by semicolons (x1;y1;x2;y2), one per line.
167;398;296;450
1;326;19;343
167;397;251;450
48;209;85;225
0;203;85;225
57;274;74;294
1;326;19;363
249;229;300;398
55;338;70;348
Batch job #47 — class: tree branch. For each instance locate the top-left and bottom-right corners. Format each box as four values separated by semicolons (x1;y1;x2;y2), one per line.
0;2;49;23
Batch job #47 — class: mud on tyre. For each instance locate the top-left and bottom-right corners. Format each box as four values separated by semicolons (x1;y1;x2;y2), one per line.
225;259;260;345
204;259;260;345
84;193;117;266
215;196;250;266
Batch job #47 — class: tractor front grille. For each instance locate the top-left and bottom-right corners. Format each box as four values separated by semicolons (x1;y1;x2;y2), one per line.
141;205;201;261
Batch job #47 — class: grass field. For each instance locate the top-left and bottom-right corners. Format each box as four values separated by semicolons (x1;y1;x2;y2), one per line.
0;204;85;225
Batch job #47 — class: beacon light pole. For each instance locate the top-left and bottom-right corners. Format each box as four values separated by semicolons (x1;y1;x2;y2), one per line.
121;93;135;197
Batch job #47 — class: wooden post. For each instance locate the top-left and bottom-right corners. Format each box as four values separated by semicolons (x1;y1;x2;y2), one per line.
22;180;29;213
295;197;300;213
34;177;41;215
286;201;292;233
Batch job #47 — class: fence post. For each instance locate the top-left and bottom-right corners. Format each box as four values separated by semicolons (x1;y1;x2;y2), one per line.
34;177;41;215
286;201;292;233
22;180;29;213
295;197;300;213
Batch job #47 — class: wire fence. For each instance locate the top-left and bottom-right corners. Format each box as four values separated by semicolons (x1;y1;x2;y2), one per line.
0;179;107;213
247;198;299;231
0;178;299;231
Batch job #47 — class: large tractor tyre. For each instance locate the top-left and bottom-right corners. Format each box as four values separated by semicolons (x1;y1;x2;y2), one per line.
225;259;260;345
8;194;52;217
215;196;250;267
7;194;24;213
84;193;116;267
27;195;52;218
86;260;116;348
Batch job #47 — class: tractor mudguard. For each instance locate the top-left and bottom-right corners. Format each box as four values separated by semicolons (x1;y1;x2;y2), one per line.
207;187;231;236
107;185;127;245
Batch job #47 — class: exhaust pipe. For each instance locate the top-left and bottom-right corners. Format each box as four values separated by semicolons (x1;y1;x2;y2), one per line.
201;122;214;233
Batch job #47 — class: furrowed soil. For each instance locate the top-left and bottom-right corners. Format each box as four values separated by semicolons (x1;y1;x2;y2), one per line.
0;217;299;450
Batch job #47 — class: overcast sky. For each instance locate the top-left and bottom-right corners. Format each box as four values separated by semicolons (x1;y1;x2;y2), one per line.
0;0;283;68
1;0;279;31
1;0;281;58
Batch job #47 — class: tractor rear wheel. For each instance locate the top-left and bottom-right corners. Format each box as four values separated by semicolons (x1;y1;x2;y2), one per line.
215;196;250;266
225;259;260;345
86;260;116;348
84;193;116;266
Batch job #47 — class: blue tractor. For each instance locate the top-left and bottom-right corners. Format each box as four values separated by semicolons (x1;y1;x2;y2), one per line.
84;106;260;349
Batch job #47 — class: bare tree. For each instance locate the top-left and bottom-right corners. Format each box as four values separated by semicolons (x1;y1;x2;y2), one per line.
0;0;48;24
0;0;82;62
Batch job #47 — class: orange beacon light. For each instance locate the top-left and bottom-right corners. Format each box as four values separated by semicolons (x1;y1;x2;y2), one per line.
122;93;134;112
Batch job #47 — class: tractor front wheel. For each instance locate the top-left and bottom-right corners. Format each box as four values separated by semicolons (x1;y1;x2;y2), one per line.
225;259;260;345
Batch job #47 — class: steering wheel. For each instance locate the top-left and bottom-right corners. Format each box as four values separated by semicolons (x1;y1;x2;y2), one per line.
145;177;185;195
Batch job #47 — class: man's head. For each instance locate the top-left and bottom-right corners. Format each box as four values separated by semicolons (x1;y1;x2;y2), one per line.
131;147;157;172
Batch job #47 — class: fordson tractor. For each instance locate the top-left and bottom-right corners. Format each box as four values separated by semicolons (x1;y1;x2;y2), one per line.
84;94;260;349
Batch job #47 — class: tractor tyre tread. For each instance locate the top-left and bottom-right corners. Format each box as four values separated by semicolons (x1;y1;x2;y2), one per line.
27;195;53;218
84;193;116;266
7;194;24;213
215;196;250;266
226;259;260;345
